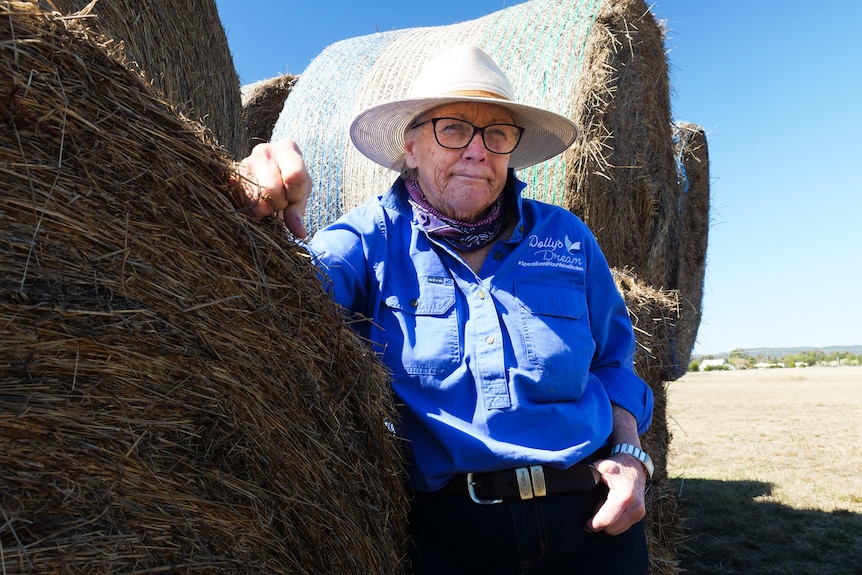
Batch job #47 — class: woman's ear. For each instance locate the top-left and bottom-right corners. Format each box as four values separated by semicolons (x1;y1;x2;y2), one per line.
403;135;418;169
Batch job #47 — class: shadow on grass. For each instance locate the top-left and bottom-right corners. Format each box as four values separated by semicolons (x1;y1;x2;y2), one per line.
668;478;862;575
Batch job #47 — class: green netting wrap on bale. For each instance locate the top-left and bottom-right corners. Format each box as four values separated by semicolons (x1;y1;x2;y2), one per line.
1;3;408;573
43;0;247;158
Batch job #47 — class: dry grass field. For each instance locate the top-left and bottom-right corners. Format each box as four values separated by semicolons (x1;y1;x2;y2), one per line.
667;366;862;574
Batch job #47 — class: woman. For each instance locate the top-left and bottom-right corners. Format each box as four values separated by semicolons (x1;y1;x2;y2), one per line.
239;45;653;575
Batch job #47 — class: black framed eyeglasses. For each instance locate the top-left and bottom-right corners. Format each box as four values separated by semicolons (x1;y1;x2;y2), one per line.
410;117;525;155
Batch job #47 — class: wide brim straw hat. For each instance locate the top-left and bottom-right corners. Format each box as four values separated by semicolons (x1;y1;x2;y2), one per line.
350;45;579;171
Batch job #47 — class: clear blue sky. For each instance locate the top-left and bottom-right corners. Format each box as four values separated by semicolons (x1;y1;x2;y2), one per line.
216;0;862;355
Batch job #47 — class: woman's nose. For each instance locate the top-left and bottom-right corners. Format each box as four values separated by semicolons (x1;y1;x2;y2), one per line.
463;129;488;157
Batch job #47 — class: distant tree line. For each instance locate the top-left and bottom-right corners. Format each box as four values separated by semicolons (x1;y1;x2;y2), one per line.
689;349;861;372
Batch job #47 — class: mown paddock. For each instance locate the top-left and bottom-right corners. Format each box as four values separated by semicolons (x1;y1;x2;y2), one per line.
1;4;407;574
266;0;709;571
43;0;247;158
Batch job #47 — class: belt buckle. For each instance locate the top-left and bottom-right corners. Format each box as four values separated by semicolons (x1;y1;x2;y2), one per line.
466;473;503;505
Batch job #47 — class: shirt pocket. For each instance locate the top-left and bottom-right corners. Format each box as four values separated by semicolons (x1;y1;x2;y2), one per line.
514;278;593;402
381;276;460;376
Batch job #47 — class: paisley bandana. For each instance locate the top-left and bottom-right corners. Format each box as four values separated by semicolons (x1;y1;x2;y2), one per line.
406;179;507;252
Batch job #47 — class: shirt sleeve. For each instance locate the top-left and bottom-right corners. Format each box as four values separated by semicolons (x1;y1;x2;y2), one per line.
305;217;374;318
585;242;654;435
307;200;386;317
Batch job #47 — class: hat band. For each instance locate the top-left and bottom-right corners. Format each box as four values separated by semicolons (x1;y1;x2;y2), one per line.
439;89;512;101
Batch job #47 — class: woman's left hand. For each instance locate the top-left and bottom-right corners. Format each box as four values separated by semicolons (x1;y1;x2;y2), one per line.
585;453;647;535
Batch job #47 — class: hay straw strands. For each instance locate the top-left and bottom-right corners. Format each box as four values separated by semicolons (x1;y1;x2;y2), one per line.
644;478;683;575
1;3;407;573
42;0;247;158
613;269;682;386
613;267;678;481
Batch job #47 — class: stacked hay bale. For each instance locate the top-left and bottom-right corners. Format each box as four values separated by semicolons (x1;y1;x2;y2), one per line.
43;0;247;158
671;122;711;370
1;3;407;574
242;74;299;155
266;1;708;572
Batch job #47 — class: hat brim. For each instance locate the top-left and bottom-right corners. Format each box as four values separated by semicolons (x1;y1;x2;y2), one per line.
350;96;578;171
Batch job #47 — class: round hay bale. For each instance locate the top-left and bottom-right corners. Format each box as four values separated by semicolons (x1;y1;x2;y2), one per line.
1;4;407;574
43;0;247;158
271;0;679;290
671;122;710;367
242;74;299;155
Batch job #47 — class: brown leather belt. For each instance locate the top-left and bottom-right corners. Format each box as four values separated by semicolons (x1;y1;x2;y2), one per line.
441;463;602;504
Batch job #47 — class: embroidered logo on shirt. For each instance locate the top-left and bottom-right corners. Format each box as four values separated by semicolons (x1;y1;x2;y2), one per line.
519;235;585;271
427;276;451;285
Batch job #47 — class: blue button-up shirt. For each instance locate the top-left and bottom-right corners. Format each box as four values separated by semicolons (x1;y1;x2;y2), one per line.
307;175;653;491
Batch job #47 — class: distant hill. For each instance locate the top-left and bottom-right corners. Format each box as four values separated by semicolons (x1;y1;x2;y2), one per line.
695;345;862;359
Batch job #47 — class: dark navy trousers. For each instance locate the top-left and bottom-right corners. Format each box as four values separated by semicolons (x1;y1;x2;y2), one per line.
408;485;649;575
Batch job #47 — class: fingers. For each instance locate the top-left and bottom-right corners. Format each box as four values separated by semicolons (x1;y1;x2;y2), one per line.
236;140;312;232
269;141;312;238
232;162;275;220
587;492;643;536
585;457;646;535
271;140;312;205
281;195;309;239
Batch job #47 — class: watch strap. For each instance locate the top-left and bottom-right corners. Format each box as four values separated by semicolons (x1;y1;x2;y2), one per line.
610;443;655;479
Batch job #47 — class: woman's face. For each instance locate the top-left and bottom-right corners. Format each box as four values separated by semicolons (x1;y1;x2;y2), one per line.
404;102;514;223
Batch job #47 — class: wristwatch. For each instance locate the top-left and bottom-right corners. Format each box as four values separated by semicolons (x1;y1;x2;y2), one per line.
610;443;655;480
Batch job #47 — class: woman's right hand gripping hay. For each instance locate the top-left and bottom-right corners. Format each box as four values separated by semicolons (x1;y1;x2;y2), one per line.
235;140;311;239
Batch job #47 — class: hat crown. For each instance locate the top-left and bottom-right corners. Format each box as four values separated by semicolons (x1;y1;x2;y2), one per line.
409;45;515;101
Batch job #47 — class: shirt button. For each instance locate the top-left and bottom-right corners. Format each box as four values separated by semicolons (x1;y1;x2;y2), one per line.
486;335;496;345
410;299;419;308
478;290;486;300
493;252;502;261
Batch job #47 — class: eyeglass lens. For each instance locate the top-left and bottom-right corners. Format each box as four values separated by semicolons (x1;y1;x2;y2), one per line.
431;118;523;154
